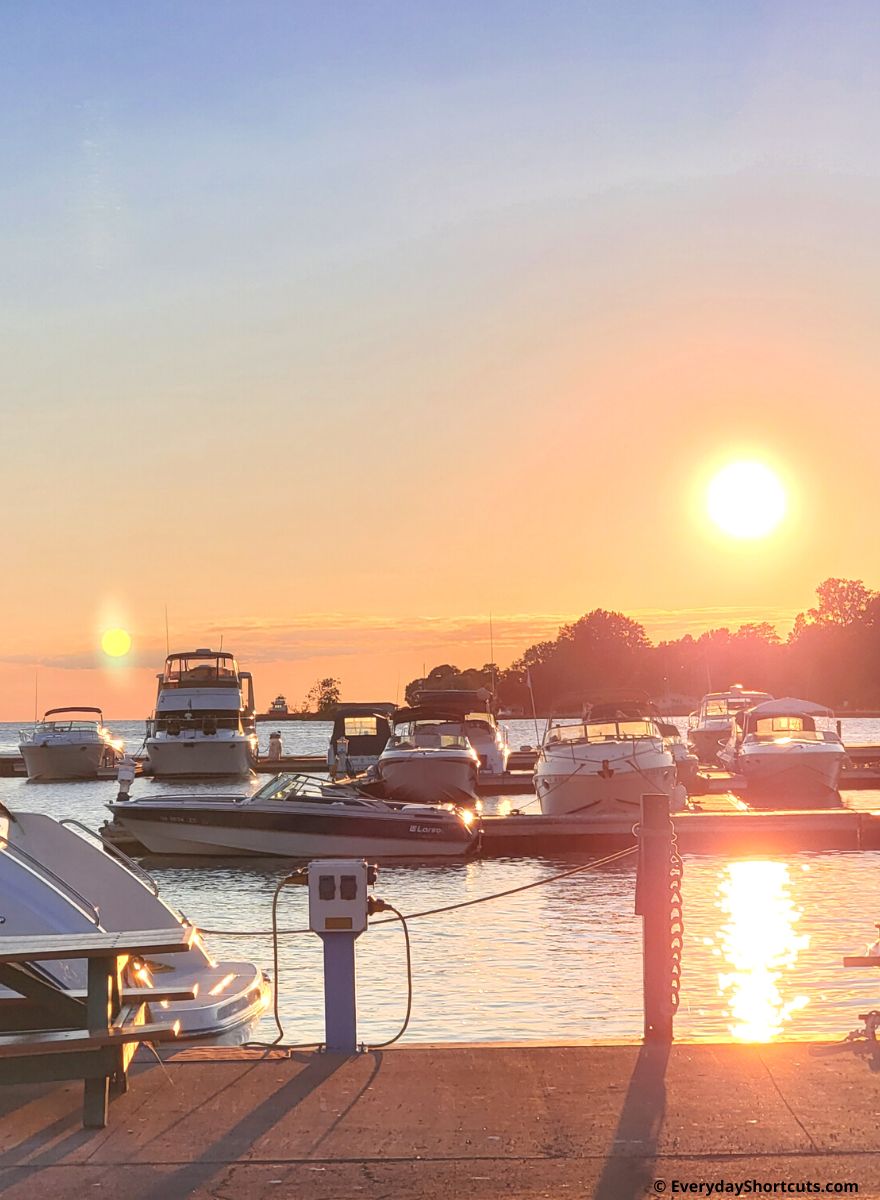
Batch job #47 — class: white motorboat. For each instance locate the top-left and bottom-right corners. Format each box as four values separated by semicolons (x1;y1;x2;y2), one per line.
109;772;478;858
327;703;395;778
719;697;847;807
0;808;270;1040
414;689;510;775
146;649;258;778
18;707;124;781
378;705;480;805
687;686;773;764
535;711;684;817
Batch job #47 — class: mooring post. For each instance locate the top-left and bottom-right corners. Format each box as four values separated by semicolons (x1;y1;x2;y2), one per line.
636;793;675;1042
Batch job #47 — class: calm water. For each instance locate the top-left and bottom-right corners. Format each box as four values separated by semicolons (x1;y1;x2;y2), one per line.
3;717;880;1046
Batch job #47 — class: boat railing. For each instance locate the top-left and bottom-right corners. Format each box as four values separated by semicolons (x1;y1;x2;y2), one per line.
59;818;161;897
19;723;104;742
0;838;102;926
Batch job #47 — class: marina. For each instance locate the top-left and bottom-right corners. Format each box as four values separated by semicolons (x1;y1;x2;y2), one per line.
2;717;880;1048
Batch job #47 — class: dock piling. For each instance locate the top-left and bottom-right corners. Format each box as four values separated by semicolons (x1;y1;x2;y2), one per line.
636;794;677;1043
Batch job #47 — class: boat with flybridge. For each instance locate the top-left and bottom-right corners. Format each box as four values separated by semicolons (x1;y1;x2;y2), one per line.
145;649;257;778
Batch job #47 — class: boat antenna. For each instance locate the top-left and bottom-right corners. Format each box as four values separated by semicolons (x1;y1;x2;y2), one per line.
527;668;541;746
489;612;496;703
164;605;170;656
33;668;38;724
219;633;224;651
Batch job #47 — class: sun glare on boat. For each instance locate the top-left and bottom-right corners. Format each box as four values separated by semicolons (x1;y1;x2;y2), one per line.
706;461;787;539
101;627;132;658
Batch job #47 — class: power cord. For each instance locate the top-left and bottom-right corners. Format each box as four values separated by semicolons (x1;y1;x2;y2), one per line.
242;873;324;1053
365;900;412;1049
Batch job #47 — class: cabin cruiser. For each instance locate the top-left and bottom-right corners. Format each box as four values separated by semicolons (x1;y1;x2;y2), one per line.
327;703;395;779
377;705;480;805
109;772;478;858
0;808;270;1040
718;697;847;806
146;649;258;778
535;709;684;817
687;686;773;764
414;689;510;776
18;708;123;781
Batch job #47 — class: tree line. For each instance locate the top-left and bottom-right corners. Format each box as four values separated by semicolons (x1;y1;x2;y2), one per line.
405;579;880;714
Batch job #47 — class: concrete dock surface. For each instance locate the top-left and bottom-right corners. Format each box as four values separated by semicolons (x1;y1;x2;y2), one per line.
2;1042;880;1199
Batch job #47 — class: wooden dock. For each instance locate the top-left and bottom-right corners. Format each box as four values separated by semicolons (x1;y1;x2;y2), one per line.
2;1042;880;1198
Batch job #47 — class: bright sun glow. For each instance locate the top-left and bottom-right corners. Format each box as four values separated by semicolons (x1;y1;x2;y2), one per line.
716;861;809;1042
706;461;787;539
101;627;132;658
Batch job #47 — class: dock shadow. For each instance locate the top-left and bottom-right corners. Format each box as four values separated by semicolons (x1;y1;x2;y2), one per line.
135;1050;352;1200
594;1040;669;1200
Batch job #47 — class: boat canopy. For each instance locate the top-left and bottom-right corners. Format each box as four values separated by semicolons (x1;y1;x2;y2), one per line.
392;705;469;726
746;697;833;718
43;707;103;719
414;689;494;714
330;705;394;752
162;651;239;686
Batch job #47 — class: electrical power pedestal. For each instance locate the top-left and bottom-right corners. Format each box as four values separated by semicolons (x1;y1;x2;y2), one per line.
307;859;375;1053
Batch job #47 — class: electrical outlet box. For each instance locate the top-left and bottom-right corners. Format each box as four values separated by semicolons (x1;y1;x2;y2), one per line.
308;859;369;934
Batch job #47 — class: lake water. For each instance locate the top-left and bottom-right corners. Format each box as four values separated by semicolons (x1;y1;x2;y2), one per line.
3;717;880;1046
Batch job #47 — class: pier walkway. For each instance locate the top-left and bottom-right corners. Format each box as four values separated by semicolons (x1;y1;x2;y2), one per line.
2;1042;880;1198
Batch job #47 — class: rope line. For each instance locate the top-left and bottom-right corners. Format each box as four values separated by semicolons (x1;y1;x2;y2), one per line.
197;844;638;938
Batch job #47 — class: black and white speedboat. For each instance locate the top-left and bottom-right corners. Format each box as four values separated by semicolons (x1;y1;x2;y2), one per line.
0;808;270;1040
109;772;479;859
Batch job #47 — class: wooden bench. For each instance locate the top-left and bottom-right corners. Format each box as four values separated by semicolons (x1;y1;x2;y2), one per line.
0;928;196;1127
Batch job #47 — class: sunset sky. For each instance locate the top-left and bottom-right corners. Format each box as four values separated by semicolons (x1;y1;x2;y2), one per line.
2;1;879;718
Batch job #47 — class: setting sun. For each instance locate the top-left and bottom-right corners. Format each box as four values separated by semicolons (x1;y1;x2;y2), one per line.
101;627;132;658
706;461;787;540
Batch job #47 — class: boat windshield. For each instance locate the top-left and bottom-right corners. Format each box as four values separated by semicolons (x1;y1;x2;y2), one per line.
35;720;101;734
548;719;661;744
702;692;771;718
252;774;316;802
747;716;840;744
163;654;239;686
390;723;470;750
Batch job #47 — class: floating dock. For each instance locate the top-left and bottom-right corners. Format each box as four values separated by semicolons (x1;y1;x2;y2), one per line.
2;1042;880;1198
480;798;880;856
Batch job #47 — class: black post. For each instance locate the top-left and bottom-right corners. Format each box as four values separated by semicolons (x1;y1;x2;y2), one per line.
636;793;674;1043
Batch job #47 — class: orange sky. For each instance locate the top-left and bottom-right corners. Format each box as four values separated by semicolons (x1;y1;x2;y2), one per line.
3;4;880;719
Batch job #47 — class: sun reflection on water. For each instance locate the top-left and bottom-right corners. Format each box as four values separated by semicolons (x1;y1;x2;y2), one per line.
716;861;809;1041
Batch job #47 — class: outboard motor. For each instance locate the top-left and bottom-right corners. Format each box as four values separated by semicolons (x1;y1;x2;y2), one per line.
116;756;137;803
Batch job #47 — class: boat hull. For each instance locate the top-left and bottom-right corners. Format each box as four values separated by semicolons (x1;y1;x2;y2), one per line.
146;735;256;778
19;741;109;781
737;746;845;807
110;801;478;859
378;751;479;805
536;761;680;816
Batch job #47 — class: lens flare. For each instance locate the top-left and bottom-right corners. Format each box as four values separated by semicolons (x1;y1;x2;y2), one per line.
706;461;787;539
101;627;132;658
